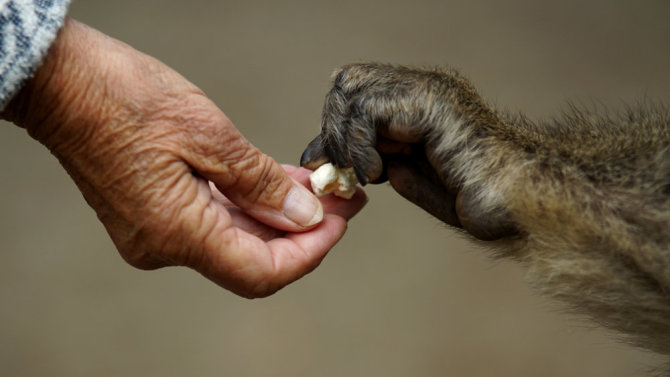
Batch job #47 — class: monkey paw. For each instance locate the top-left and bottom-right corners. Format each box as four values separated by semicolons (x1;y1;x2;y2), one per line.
301;62;519;241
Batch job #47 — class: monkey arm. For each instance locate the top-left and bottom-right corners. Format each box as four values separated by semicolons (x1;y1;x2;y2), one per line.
487;108;670;354
300;63;670;353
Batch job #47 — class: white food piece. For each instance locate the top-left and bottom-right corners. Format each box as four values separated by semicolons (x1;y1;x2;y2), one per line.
309;163;359;199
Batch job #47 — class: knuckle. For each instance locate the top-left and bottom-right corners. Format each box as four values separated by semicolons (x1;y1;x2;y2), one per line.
331;63;370;90
227;150;285;206
333;66;348;87
245;158;281;203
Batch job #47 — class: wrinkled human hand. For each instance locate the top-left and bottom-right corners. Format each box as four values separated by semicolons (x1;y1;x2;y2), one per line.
2;19;366;297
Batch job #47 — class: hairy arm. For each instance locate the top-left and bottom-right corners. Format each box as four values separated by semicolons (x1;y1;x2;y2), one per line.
301;63;670;353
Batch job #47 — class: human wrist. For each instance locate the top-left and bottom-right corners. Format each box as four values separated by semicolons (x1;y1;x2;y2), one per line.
1;18;109;153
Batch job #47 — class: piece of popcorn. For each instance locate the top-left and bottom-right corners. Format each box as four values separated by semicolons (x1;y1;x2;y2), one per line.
309;162;359;199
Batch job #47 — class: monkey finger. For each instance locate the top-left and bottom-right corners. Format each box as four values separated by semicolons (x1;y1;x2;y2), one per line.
300;134;330;170
300;133;351;172
350;144;384;185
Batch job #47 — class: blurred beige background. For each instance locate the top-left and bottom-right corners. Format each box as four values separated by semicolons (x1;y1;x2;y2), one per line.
1;0;669;376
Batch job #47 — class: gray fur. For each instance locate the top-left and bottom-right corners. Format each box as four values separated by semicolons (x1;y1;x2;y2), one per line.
301;62;670;358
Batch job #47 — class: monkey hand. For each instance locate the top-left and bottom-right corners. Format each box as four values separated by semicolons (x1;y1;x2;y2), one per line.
300;63;670;354
300;63;518;241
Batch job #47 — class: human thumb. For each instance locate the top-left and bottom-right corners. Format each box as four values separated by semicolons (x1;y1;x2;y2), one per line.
192;125;323;231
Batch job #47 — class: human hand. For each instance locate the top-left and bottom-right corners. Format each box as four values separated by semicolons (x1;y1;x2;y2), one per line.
2;19;366;297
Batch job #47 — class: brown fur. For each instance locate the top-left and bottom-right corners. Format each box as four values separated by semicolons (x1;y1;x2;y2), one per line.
301;63;670;358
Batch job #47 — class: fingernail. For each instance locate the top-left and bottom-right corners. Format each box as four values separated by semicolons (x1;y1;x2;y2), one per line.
283;186;323;227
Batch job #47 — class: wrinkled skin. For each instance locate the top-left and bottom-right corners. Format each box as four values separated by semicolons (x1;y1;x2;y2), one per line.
2;19;367;298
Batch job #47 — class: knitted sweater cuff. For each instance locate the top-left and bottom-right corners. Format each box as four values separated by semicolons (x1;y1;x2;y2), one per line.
0;0;71;110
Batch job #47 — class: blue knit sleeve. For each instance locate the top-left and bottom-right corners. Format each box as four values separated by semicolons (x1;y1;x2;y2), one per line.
0;0;70;110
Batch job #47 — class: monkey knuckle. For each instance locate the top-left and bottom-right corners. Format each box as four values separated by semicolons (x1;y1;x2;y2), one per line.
332;66;348;87
332;62;388;91
349;92;370;112
332;63;366;83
